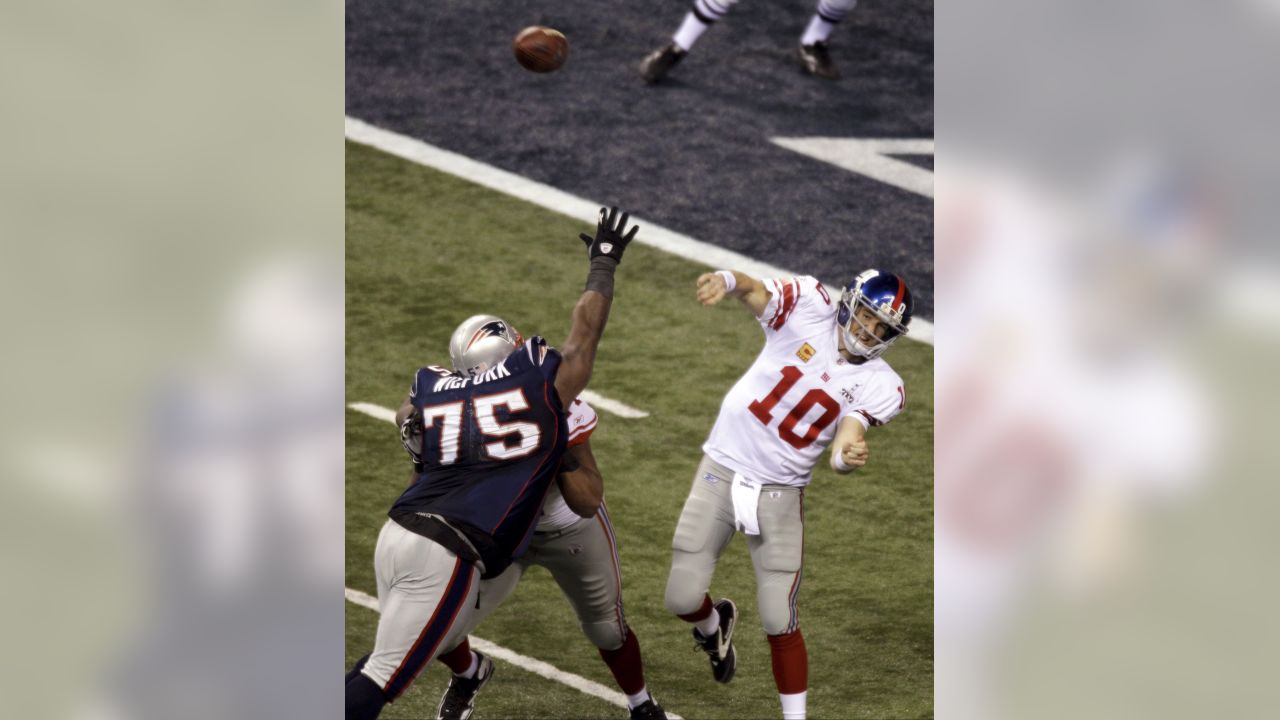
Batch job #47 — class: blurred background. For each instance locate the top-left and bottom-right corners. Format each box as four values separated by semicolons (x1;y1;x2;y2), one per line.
0;1;342;719
1;0;1277;718
936;0;1280;718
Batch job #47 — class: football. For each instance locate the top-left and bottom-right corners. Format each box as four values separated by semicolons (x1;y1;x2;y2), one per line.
513;26;568;73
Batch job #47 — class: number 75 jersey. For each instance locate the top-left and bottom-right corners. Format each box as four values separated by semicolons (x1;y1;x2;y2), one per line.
703;275;907;487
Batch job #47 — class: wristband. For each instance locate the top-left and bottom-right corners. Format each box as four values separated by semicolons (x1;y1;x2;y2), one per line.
832;449;853;472
585;256;619;298
717;270;737;293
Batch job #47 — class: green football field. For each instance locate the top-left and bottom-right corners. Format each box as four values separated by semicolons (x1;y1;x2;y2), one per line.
346;140;933;719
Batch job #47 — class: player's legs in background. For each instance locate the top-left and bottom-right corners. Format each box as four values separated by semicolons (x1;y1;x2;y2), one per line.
797;0;857;79
540;504;662;713
640;0;740;83
747;486;808;720
347;521;480;720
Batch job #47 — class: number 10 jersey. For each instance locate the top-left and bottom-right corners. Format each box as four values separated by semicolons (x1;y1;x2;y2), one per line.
703;276;907;488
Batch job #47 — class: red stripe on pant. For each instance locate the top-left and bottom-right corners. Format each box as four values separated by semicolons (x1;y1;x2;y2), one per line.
383;558;474;700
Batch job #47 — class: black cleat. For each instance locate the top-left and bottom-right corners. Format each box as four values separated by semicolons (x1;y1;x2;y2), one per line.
436;651;494;720
629;697;669;720
640;42;687;84
692;598;737;684
798;41;841;79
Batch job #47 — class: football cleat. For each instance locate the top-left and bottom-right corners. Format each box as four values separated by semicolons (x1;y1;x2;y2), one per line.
436;652;494;720
838;269;913;359
629;697;669;720
798;42;841;79
692;598;737;684
640;42;687;84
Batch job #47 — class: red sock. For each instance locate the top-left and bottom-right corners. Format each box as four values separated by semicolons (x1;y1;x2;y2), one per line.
598;626;647;695
437;638;473;676
767;629;808;694
677;594;714;623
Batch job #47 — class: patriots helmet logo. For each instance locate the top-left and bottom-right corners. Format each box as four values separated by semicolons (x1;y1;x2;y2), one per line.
467;320;512;351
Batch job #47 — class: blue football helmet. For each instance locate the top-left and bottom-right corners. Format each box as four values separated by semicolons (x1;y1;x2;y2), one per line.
837;269;913;359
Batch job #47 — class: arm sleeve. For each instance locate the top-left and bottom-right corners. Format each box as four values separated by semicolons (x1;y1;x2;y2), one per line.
757;275;836;339
845;372;906;430
566;399;599;447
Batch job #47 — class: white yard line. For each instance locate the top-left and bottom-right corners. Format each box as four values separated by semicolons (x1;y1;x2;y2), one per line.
577;390;648;419
345;116;934;346
771;137;935;199
345;587;683;719
347;402;397;424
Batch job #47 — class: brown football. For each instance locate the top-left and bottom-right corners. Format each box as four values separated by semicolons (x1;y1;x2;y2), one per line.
513;26;569;73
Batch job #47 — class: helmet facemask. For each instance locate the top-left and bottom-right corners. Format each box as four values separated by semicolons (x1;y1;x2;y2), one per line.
838;285;908;360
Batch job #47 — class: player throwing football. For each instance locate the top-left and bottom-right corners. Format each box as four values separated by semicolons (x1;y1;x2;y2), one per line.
344;207;639;720
663;268;913;720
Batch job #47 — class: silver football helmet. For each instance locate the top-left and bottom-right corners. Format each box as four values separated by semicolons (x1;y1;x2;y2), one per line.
448;314;522;378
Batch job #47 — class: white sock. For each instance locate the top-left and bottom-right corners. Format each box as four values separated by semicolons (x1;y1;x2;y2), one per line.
694;607;721;636
456;651;479;679
626;688;652;709
780;690;807;719
801;15;836;46
673;12;710;52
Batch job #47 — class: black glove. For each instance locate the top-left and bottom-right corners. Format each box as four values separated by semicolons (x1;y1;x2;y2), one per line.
579;206;639;264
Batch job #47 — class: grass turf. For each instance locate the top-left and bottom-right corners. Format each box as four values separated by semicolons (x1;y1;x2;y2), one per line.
346;139;933;719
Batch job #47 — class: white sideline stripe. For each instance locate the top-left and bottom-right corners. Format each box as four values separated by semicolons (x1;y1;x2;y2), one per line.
347;402;397;424
345;587;684;719
771;137;935;199
578;389;648;418
345;116;934;346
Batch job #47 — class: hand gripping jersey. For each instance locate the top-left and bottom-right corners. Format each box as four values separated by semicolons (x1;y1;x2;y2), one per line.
536;398;600;532
703;276;906;487
391;336;569;578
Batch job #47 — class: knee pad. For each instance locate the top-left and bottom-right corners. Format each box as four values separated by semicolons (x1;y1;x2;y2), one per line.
664;560;709;616
582;618;626;651
758;580;800;635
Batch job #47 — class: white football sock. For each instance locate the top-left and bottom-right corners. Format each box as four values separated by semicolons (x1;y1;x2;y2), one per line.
673;13;710;51
801;15;836;46
457;651;479;679
626;688;652;709
695;607;721;636
780;690;807;719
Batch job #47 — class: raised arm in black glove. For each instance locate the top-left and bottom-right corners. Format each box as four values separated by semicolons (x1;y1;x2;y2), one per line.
579;206;639;264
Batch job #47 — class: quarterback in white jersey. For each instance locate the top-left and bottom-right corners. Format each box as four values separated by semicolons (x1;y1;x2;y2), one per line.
664;267;914;720
704;275;906;487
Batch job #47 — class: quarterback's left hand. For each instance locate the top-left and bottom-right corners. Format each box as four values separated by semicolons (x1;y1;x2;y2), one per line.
841;439;869;468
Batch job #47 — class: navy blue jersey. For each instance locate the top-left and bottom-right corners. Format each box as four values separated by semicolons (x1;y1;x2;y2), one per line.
390;337;568;576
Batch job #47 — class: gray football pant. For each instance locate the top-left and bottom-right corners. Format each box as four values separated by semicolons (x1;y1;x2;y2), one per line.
362;519;481;700
442;503;629;652
665;455;805;635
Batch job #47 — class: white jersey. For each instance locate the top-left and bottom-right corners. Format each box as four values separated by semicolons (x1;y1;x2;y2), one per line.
536;397;600;531
703;275;906;487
